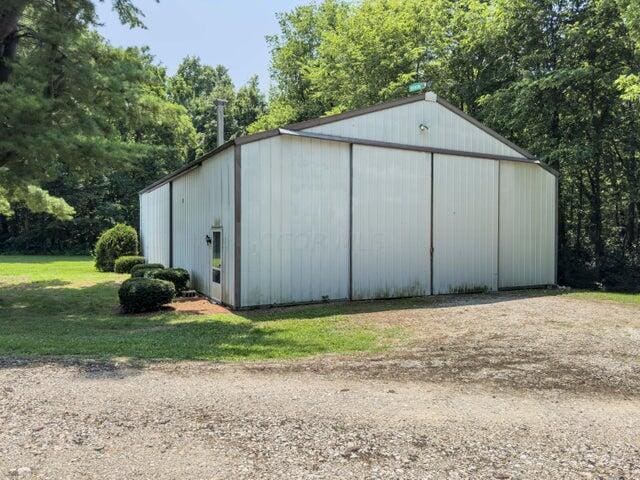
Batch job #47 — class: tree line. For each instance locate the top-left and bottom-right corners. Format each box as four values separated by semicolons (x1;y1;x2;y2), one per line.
1;0;640;291
0;0;265;253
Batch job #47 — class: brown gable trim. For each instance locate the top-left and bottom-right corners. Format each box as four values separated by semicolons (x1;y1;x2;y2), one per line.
282;94;426;131
278;128;559;177
140;91;552;194
435;97;536;160
234;128;280;145
139;140;235;194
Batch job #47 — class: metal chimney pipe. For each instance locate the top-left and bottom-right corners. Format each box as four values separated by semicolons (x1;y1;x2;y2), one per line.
215;99;228;147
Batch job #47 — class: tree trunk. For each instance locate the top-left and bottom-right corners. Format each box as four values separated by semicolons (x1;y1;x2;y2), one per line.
0;0;28;83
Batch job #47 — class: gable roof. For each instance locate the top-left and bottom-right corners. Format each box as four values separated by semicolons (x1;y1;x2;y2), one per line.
140;92;555;194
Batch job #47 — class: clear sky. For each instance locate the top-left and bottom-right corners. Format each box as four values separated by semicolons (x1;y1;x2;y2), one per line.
94;0;308;91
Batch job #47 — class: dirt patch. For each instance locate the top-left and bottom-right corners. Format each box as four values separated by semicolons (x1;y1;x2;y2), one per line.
168;296;230;315
216;291;640;395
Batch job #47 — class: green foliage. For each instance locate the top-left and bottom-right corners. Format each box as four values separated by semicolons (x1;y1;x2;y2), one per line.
118;277;175;313
0;1;160;219
131;263;165;277
114;255;146;274
0;36;197;253
148;267;190;292
0;0;197;253
167;57;266;156
94;224;139;272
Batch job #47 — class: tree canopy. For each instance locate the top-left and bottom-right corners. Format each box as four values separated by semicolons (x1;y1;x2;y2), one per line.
0;0;264;252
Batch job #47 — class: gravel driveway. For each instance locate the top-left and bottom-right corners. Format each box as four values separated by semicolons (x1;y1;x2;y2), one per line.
1;292;639;479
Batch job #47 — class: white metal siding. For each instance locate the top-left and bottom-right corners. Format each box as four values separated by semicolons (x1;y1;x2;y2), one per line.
139;184;170;266
240;136;350;307
433;154;499;294
172;148;235;304
304;98;525;159
352;145;431;299
499;162;556;287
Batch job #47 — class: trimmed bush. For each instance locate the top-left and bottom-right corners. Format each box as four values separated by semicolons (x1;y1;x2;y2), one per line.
94;224;139;272
118;278;175;313
148;268;190;292
114;256;146;274
130;263;165;277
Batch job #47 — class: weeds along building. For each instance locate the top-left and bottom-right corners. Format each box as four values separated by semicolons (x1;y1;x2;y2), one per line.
139;92;558;309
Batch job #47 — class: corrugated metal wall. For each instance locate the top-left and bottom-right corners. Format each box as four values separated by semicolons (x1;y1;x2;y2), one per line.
352;145;431;299
172;147;235;304
303;98;525;159
140;96;556;309
240;135;350;307
499;161;556;287
139;184;170;266
433;154;499;294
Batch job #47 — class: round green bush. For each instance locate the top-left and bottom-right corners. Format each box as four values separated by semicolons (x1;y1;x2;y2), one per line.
114;256;146;274
118;278;175;313
94;224;139;272
148;268;190;292
131;263;165;278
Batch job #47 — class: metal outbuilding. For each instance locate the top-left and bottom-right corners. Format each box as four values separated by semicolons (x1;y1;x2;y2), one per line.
139;92;558;309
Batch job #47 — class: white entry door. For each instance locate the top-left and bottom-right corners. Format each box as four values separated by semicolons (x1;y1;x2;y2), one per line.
210;228;222;302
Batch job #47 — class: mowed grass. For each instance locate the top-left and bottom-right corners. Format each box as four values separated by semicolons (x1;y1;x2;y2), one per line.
0;256;399;361
565;290;640;306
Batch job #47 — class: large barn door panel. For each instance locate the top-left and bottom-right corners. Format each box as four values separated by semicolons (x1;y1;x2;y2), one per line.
240;136;350;307
432;154;499;294
351;145;431;300
499;162;556;288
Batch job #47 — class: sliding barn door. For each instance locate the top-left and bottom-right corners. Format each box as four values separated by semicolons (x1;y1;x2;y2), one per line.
351;145;431;299
432;154;499;294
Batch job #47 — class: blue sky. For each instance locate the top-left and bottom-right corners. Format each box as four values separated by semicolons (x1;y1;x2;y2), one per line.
94;0;308;91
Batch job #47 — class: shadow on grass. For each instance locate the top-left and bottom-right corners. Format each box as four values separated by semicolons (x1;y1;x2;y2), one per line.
0;280;382;366
0;271;568;369
0;279;71;290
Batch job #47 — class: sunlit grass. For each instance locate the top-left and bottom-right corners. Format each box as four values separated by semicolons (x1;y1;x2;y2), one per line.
0;256;398;361
565;290;640;306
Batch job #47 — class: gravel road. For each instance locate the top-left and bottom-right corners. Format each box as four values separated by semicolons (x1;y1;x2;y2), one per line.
1;293;639;479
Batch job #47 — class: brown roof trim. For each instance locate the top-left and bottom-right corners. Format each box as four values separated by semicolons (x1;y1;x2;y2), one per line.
278;128;559;176
536;159;560;177
234;128;280;145
435;97;536;160
140;92;554;194
282;94;426;131
139;140;235;194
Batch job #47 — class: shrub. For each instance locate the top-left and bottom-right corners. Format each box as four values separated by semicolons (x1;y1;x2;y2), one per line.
601;252;640;293
118;278;175;313
130;263;165;277
148;268;190;292
94;224;139;272
114;256;146;274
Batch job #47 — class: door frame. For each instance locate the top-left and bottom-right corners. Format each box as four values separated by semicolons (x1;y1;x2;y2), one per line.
209;227;223;302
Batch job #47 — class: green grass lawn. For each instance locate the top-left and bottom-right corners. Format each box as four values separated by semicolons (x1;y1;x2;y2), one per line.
0;256;400;361
564;290;640;306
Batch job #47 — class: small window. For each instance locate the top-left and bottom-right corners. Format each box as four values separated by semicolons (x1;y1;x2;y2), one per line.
212;231;221;269
211;230;221;284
